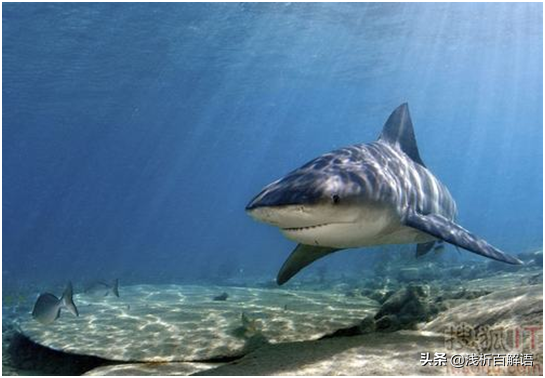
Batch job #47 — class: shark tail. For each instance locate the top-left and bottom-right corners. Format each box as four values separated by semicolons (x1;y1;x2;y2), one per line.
415;241;436;258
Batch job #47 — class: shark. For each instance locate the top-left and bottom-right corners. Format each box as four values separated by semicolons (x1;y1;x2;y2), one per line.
246;103;522;285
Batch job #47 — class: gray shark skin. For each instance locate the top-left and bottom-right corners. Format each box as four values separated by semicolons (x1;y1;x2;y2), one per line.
246;103;522;285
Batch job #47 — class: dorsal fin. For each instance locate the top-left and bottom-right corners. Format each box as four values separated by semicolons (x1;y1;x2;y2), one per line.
378;103;425;167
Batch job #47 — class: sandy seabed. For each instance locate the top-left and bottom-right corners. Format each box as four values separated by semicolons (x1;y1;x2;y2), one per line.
3;265;543;376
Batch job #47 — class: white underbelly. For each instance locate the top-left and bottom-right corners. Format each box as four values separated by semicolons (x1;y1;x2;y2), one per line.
282;223;435;248
280;205;436;248
375;225;436;245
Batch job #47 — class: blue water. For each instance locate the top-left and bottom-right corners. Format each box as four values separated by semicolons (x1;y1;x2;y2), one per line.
3;3;542;290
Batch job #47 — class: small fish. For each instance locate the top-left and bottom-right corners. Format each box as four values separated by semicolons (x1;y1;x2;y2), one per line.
32;282;79;325
84;279;120;297
213;292;229;301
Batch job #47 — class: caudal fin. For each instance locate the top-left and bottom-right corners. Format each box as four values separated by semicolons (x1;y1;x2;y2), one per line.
415;241;436;258
61;282;79;317
112;279;120;297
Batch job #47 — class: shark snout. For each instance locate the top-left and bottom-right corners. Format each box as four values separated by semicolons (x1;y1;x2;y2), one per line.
246;185;355;230
245;193;273;212
246;203;330;230
245;183;326;228
246;183;319;212
246;191;309;226
246;169;360;229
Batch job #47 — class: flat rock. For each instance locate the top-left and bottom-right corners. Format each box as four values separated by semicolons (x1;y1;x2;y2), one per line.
422;284;543;332
193;331;466;376
84;362;219;376
17;285;377;362
193;282;543;376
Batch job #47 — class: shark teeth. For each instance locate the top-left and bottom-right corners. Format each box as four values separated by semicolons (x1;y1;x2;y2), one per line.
282;223;330;231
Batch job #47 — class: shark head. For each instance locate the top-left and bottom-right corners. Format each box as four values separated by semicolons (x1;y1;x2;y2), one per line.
245;103;432;249
245;149;398;248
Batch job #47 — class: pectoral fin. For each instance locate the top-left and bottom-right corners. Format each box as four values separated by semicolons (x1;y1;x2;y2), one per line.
277;244;341;285
416;241;436;258
405;212;522;265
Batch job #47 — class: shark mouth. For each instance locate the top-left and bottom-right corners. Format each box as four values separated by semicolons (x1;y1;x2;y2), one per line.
282;223;332;231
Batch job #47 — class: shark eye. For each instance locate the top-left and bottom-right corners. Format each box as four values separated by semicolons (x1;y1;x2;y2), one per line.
332;194;341;205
